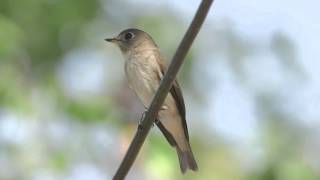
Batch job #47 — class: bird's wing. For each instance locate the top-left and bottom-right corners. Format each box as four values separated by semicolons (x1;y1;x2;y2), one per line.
155;54;189;141
155;119;177;146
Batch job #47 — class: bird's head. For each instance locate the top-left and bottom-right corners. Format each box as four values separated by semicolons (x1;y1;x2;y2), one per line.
105;28;157;54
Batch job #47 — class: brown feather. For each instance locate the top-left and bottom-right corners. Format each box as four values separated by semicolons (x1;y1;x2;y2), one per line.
156;54;189;141
155;119;177;146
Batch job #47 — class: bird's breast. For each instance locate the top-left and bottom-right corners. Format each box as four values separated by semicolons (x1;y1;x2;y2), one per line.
125;51;161;107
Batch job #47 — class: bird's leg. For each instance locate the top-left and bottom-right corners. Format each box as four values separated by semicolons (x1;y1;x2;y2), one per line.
138;106;167;130
138;110;147;130
154;118;160;125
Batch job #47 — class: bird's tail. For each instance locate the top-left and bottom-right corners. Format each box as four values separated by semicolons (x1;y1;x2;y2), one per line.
176;143;198;174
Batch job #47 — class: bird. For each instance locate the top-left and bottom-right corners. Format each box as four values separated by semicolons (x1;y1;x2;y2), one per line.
105;28;198;173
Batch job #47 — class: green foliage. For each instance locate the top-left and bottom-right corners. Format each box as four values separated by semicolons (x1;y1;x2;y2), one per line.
50;152;68;171
65;100;110;123
0;15;23;57
0;0;99;73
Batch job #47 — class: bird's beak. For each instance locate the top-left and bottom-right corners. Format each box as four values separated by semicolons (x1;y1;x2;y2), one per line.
105;37;121;43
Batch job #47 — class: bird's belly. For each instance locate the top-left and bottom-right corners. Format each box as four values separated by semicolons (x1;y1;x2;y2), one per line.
125;61;159;108
129;77;155;107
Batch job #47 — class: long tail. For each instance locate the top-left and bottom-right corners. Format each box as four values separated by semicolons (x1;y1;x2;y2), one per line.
176;143;198;174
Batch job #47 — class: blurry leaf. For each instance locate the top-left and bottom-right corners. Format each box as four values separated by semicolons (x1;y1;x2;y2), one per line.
0;62;31;112
278;160;319;180
271;32;305;75
50;152;68;171
145;134;176;179
0;15;23;57
0;0;99;77
65;100;110;122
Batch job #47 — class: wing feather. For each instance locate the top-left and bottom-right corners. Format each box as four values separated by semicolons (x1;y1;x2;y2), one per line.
156;54;189;141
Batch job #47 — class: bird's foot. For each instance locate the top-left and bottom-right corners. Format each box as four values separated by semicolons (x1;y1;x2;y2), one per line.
154;118;160;125
138;110;147;130
138;106;167;129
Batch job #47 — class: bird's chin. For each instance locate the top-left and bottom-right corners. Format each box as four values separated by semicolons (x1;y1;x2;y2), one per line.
119;45;129;53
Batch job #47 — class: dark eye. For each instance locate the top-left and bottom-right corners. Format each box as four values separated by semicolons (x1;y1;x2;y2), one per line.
124;32;134;40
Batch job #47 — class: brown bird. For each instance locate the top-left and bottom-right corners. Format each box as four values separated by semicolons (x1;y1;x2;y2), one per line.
105;28;198;173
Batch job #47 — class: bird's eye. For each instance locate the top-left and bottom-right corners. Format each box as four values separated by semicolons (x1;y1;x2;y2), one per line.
124;32;134;40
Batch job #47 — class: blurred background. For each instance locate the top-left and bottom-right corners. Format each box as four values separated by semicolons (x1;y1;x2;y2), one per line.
0;0;319;179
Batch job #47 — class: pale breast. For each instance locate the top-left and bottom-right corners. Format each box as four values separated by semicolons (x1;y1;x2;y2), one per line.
125;50;161;107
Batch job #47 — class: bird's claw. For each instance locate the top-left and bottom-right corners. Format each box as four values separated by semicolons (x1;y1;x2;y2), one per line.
138;110;147;129
139;106;166;129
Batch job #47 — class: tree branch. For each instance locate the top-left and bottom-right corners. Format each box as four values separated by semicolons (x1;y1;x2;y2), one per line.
113;0;214;179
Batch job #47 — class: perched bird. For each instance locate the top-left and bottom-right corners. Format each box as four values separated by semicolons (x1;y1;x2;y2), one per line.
105;28;198;173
